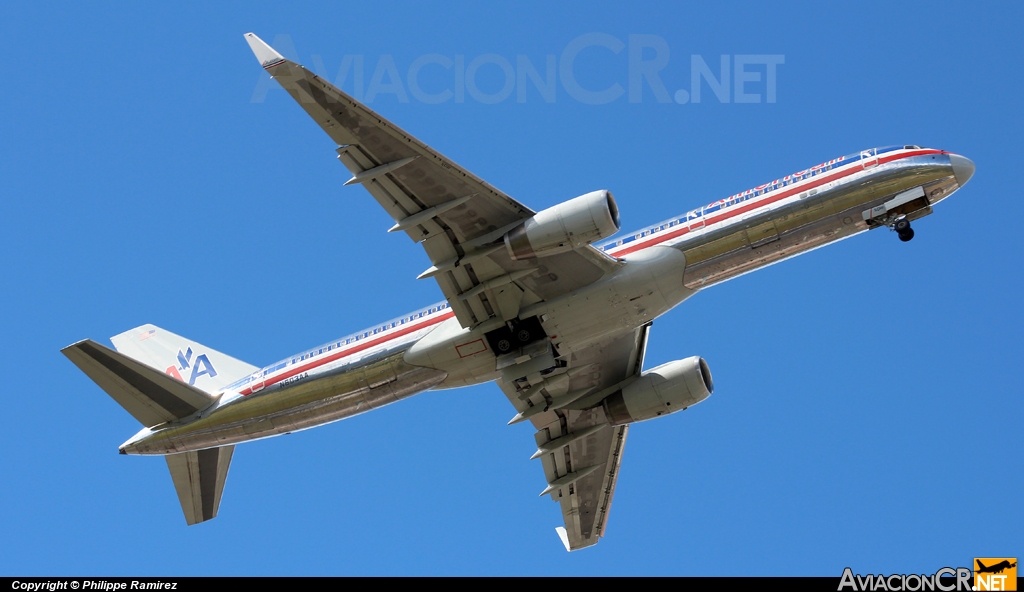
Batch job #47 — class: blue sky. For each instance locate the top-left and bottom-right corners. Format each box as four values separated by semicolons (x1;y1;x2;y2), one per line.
2;1;1021;576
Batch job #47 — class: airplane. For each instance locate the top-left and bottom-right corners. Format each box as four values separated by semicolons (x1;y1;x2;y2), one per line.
976;560;1016;574
61;33;976;552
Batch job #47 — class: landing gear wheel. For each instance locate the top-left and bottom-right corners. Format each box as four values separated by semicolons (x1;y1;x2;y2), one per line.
517;329;531;343
893;218;913;242
497;339;512;352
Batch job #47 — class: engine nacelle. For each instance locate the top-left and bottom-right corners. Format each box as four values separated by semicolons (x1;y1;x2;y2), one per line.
504;190;620;260
602;356;713;425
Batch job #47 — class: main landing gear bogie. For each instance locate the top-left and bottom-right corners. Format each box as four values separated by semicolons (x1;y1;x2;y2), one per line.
486;315;548;355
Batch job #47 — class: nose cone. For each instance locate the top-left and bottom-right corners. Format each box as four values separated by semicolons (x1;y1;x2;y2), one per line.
949;154;975;187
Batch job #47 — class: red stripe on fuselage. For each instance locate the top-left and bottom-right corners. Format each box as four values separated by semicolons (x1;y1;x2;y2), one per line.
607;149;942;257
240;311;456;395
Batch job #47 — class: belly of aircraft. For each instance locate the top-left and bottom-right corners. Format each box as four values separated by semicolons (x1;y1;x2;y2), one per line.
122;349;448;455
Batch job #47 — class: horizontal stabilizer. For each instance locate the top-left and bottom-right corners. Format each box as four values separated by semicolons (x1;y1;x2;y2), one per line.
110;324;257;395
62;340;214;427
166;446;234;525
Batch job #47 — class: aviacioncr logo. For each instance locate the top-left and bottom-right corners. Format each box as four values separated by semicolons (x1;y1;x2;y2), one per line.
164;346;218;386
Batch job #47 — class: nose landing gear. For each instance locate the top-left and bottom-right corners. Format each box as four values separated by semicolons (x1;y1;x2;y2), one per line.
894;218;915;242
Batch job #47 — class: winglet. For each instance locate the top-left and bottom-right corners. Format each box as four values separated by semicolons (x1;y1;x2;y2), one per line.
555;527;572;552
244;32;286;67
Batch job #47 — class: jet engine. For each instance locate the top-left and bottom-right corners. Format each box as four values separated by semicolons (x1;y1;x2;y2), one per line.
602;356;713;425
504;190;620;260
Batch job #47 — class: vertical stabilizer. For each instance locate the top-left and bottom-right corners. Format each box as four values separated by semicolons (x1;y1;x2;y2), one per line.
110;325;257;394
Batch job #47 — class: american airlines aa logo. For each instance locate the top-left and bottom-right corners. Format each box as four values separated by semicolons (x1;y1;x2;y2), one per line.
165;347;218;386
975;558;1017;591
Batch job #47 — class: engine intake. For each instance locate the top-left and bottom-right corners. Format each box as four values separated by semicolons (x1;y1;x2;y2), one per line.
504;190;620;260
603;356;713;425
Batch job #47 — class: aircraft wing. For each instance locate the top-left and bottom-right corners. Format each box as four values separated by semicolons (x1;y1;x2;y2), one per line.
245;33;620;328
498;323;651;551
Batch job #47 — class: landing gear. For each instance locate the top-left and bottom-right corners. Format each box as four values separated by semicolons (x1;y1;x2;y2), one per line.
485;316;548;355
894;218;914;242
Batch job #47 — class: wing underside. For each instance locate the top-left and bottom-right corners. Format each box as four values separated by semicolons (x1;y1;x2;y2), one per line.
245;33;620;330
501;324;651;550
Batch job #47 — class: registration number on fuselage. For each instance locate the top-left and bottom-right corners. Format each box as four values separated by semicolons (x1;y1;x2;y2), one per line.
279;372;309;387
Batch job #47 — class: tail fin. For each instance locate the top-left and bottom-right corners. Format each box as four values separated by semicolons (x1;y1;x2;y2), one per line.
110;324;257;394
63;331;242;527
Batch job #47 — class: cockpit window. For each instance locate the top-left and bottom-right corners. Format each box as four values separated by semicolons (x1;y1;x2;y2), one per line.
904;145;921;149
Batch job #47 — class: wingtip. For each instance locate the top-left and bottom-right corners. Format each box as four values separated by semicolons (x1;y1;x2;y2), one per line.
243;32;286;66
555;527;572;552
416;266;440;280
